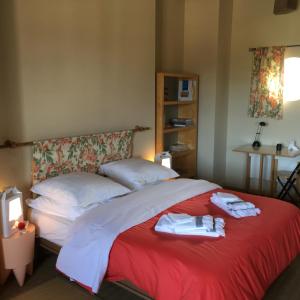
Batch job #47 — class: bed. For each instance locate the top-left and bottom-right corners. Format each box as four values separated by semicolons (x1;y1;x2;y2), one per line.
27;128;300;300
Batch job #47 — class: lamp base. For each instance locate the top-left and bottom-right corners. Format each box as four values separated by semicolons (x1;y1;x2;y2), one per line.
252;141;261;149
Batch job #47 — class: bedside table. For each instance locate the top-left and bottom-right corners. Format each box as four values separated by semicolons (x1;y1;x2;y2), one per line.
0;223;35;286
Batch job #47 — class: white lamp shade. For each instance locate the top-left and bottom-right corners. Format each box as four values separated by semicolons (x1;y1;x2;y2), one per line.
155;152;172;169
161;157;171;168
9;196;23;222
1;187;23;237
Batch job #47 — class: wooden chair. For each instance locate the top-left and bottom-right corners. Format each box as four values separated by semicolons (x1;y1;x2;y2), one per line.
277;162;300;205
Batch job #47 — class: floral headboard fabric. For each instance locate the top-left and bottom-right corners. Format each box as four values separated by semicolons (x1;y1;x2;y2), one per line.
32;130;133;185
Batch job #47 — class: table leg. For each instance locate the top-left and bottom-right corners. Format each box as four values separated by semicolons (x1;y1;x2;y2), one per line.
13;265;27;287
270;156;276;196
246;154;251;192
273;159;278;196
259;154;264;194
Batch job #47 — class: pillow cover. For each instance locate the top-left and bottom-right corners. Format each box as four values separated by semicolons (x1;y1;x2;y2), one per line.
26;196;100;221
99;158;179;190
31;172;131;207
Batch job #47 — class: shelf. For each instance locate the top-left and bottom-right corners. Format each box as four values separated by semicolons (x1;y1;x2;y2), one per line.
156;72;198;181
164;101;195;106
159;72;198;80
164;126;195;134
171;149;195;158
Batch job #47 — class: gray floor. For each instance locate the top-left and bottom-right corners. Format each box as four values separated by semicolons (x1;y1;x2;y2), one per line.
0;253;300;300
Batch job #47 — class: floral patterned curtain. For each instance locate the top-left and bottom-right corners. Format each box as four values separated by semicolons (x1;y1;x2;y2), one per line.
248;46;286;119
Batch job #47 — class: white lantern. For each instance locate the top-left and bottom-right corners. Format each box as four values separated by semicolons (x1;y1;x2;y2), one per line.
155;152;172;169
1;187;23;238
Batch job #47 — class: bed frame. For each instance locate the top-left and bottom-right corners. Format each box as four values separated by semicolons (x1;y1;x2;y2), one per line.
27;126;153;300
38;238;152;300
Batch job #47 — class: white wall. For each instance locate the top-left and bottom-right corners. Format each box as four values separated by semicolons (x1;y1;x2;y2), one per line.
156;0;185;72
183;0;220;180
226;0;300;188
213;0;233;185
0;0;156;195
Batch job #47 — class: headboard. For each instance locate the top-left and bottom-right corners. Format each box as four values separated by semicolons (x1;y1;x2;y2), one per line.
32;129;133;185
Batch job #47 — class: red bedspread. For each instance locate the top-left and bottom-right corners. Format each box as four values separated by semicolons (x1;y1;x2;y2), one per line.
106;190;300;300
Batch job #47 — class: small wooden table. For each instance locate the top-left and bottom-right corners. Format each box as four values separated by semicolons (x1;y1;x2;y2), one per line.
0;224;35;286
233;145;300;195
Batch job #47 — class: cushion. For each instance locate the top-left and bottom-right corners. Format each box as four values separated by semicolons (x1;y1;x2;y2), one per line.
99;158;179;190
31;172;131;207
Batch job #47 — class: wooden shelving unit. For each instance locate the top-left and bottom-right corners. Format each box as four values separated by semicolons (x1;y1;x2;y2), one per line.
163;126;195;134
156;72;199;178
164;101;196;106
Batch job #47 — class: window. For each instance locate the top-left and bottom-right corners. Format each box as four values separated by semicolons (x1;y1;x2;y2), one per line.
283;57;300;102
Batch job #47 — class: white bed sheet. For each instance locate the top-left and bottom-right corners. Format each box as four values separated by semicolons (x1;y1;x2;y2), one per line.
56;179;220;293
28;208;72;246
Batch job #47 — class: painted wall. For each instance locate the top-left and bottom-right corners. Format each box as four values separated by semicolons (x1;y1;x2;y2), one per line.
0;0;27;192
213;0;233;185
226;0;300;188
183;0;234;183
157;0;232;183
156;0;185;72
0;0;156;195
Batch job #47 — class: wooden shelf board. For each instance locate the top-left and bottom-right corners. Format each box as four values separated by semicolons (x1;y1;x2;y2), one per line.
171;149;195;158
164;126;195;134
158;72;198;80
164;101;195;106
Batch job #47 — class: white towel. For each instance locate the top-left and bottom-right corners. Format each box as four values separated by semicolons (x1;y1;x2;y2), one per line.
215;192;255;210
155;214;225;237
167;213;214;231
211;193;261;218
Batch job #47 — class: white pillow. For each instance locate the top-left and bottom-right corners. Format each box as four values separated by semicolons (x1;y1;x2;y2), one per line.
31;172;131;207
99;158;179;190
26;196;100;221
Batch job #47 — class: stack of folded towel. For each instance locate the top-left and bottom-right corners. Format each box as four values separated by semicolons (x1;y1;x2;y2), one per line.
155;213;225;237
211;192;261;218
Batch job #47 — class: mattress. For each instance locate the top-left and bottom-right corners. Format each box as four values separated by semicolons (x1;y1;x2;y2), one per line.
105;189;300;300
28;208;72;246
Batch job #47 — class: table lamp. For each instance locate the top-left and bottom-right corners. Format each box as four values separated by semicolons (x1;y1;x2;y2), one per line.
252;121;267;149
1;187;24;238
155;152;172;168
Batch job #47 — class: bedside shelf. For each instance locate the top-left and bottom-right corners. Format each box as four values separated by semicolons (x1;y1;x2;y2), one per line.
156;72;199;178
171;149;195;158
164;101;195;106
163;127;195;134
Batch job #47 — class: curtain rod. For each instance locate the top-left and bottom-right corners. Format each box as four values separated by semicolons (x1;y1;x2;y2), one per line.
249;44;300;51
0;125;150;150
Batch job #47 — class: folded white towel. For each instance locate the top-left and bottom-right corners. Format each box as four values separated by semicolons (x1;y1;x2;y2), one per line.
165;213;214;231
155;214;225;237
216;192;240;202
215;192;255;210
226;201;255;210
211;193;261;218
167;213;194;224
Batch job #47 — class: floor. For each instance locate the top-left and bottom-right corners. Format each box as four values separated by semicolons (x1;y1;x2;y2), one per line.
1;251;300;300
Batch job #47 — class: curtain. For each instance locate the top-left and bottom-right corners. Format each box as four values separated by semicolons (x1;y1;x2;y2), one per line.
248;46;286;119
